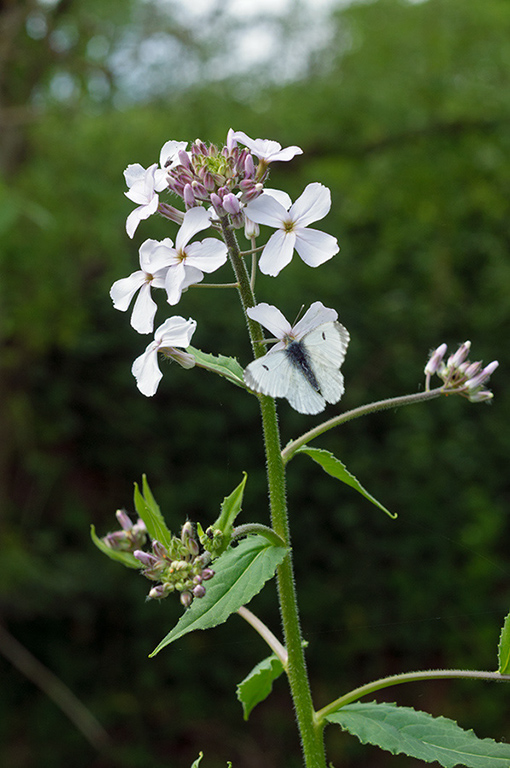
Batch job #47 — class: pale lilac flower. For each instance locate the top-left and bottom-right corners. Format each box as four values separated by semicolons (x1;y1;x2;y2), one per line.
132;316;197;397
424;340;498;402
110;239;175;334
124;141;187;238
231;131;302;164
244;182;339;276
152;207;228;305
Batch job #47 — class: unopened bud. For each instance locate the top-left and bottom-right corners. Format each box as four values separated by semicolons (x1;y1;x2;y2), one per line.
152;540;168;560
223;193;241;216
447;341;471;368
115;509;133;531
183;183;195;209
424;343;447;376
180;591;193;608
201;568;214;581
193;585;206;598
134;550;159;568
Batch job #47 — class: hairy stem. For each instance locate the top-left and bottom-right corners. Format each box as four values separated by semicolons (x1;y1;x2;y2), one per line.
282;389;444;463
315;669;510;726
220;217;327;768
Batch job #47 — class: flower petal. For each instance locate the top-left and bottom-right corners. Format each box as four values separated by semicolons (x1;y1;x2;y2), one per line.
294;228;339;267
130;282;158;334
159;140;188;169
289;182;331;227
243;193;287;228
175;207;212;250
157;316;197;348
126;196;159;239
258;230;296;276
132;341;162;397
165;262;188;305
184;238;228;272
247;303;292;339
181;265;204;291
110;271;146;310
124;163;146;188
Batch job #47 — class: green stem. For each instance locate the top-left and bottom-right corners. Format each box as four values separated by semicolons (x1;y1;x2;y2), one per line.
220;218;327;768
315;668;510;726
232;523;286;548
237;606;288;667
282;389;444;464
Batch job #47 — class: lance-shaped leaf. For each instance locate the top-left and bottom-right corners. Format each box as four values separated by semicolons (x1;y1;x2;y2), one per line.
326;701;510;767
209;473;247;555
237;654;284;720
90;525;141;568
498;612;510;674
150;536;287;656
294;446;396;519
133;475;173;550
188;346;245;388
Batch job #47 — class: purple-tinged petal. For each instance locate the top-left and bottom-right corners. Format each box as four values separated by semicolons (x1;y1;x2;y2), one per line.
247;303;292;339
289;183;331;227
175;206;212;251
259;230;296;276
110;271;146;310
294;227;339;267
244;193;287;228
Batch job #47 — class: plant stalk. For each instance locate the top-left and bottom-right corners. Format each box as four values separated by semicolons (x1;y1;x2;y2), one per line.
220;218;327;768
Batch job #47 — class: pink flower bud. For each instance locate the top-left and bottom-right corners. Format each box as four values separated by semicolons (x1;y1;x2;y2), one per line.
193;585;206;598
180;591;193;608
424;343;447;376
183;183;195;209
447;341;471;368
134;550;159;567
115;509;133;531
223;193;241;216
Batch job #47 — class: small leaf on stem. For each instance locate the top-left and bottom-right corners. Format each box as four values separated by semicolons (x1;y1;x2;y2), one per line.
498;612;510;674
133;475;173;550
237;654;284;720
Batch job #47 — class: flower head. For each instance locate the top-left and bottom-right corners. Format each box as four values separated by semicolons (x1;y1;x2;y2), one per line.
110;238;175;333
132;316;197;396
425;341;498;402
151;207;228;305
243;182;339;276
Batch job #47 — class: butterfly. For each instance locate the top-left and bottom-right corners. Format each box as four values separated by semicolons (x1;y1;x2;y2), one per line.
244;302;350;415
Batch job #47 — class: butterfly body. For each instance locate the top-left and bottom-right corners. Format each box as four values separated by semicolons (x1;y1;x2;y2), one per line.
244;320;349;415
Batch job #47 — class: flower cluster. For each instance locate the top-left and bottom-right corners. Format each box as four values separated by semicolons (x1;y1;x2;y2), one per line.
103;516;214;606
112;129;340;398
425;341;498;402
103;509;148;551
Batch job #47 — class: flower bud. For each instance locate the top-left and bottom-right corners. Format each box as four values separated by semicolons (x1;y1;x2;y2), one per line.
180;591;193;608
201;568;214;581
223;193;241;216
178;149;191;169
244;153;255;178
447;341;471;368
193;585;206;598
424;343;447;376
115;509;133;531
183;183;195;209
134;550;159;568
152;540;169;560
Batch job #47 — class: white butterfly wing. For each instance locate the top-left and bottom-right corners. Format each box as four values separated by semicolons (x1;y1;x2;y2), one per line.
302;321;349;406
284;364;326;414
244;350;293;398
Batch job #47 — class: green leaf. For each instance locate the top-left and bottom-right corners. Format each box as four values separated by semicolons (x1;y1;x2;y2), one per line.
90;525;140;569
211;473;247;555
190;753;203;768
326;701;510;767
498;612;510;673
133;475;173;550
236;654;284;720
188;346;245;388
295;446;396;519
150;536;287;656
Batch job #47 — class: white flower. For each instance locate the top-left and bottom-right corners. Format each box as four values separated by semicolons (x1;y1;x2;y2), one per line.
124;141;187;238
132;316;197;397
243;182;339;276
152;207;228;306
231;131;302;163
110;239;175;334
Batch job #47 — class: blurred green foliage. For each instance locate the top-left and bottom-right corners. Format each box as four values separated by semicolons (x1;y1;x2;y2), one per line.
2;0;510;766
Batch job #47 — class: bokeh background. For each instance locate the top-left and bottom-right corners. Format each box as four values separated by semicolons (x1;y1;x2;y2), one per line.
1;0;510;766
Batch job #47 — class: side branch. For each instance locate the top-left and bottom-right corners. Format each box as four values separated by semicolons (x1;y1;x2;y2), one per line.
283;388;444;463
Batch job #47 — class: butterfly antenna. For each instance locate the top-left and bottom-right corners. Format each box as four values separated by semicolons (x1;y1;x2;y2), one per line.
292;305;306;325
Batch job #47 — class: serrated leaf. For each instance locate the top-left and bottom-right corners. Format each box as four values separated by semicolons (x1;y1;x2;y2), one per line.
133;475;172;549
295;446;396;519
326;701;510;767
211;474;247;554
90;525;140;569
188;346;245;388
498;612;510;673
150;536;287;656
237;654;284;720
